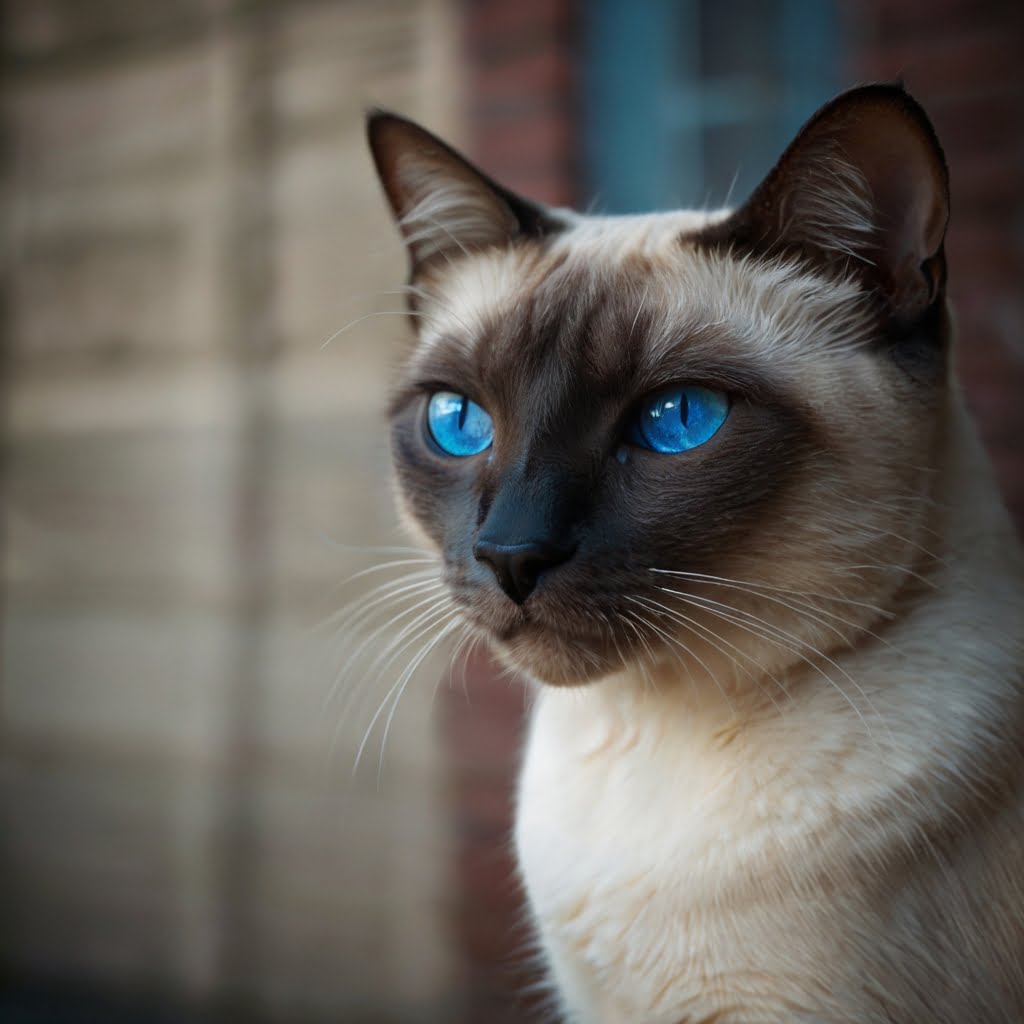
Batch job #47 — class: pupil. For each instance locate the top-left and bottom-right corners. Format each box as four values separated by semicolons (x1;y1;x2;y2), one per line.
677;393;689;427
457;396;468;430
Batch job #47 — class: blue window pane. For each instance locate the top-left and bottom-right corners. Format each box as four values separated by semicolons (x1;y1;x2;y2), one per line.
583;0;840;213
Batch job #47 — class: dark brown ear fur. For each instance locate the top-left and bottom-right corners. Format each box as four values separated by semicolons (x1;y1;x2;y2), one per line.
703;83;950;327
366;110;563;277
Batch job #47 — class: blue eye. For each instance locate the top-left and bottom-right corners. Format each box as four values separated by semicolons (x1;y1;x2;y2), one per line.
426;391;494;456
629;386;729;453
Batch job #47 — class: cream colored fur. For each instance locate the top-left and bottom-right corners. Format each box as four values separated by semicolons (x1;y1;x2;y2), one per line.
403;214;1024;1023
486;226;1024;1024
517;397;1024;1022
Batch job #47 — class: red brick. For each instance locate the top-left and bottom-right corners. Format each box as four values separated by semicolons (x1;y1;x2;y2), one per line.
450;776;516;840
466;0;576;47
853;0;1018;40
948;157;1023;219
471;46;576;102
473;115;574;174
856;28;1024;93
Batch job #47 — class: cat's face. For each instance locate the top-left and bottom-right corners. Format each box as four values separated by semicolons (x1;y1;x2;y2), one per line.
370;86;952;689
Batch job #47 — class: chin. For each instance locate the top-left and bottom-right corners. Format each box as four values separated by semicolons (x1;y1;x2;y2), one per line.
494;629;624;687
458;587;634;686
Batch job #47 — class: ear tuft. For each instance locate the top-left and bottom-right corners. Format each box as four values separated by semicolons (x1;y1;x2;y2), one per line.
367;111;559;274
713;84;950;322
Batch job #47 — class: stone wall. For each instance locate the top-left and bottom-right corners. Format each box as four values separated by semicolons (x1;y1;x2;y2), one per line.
1;1;464;1020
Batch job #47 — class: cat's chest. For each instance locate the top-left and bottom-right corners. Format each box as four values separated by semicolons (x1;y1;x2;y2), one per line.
514;689;840;1022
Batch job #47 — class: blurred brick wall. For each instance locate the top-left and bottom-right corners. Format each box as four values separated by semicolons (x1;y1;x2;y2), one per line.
1;2;463;1020
464;0;579;207
442;3;1024;1021
848;0;1024;524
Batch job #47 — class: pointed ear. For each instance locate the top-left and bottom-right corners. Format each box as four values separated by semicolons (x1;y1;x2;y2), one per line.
710;84;950;323
366;110;562;275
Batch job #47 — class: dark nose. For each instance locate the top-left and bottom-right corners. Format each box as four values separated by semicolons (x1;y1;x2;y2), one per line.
473;539;575;604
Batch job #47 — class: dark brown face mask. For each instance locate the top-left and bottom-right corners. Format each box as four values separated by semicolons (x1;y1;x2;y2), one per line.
369;84;951;687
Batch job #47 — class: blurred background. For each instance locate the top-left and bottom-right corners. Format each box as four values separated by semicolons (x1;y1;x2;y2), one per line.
0;1;1021;1022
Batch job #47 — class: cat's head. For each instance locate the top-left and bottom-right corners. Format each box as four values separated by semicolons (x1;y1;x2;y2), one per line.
367;84;952;691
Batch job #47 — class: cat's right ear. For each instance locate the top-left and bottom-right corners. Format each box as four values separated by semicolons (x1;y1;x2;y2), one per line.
367;111;561;276
704;83;950;326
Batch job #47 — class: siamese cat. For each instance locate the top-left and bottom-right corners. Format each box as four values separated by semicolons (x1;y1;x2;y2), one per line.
367;84;1024;1023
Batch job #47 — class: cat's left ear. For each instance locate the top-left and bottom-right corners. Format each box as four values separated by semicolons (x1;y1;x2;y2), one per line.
708;83;950;324
367;111;562;277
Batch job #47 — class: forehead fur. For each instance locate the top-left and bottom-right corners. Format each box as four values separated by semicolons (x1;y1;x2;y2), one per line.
410;209;877;409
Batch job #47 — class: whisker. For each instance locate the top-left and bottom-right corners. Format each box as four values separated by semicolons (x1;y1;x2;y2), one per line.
323;581;448;719
631;595;793;716
838;563;939;590
323;579;446;667
666;588;891;757
337;587;453;702
621;608;702;700
377;614;465;785
650;567;894;620
614;611;661;692
355;612;462;780
399;283;476;336
649;568;898;651
337;556;440;586
316;542;436;557
315;568;442;636
320;309;434;350
619;609;655;662
439;628;479;708
626;285;650;347
334;600;457;770
626;603;736;715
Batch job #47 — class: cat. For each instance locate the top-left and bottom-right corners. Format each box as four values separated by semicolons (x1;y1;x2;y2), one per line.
366;83;1024;1023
